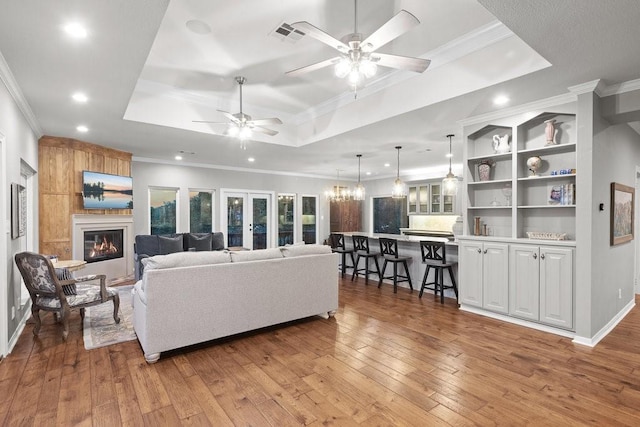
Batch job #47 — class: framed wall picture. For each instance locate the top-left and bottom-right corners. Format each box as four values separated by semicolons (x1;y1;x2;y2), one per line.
610;182;634;246
11;182;26;239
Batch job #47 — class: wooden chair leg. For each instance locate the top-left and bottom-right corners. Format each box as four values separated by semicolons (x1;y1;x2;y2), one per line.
378;260;388;288
31;306;41;336
404;261;413;290
439;268;445;304
393;262;398;293
61;307;71;341
351;255;360;281
419;266;430;298
113;293;121;323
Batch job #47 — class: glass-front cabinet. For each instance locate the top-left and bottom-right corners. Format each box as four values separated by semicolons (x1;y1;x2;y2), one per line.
408;185;429;214
408;182;455;214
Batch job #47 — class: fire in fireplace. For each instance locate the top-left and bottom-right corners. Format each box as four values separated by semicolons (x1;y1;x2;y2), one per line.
84;229;124;264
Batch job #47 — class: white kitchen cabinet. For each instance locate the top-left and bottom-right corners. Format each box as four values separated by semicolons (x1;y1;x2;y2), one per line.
509;244;573;329
459;240;509;313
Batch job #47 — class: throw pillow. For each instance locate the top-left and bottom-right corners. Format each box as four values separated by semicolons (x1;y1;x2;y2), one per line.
211;232;225;250
55;267;77;295
158;235;184;254
187;233;213;251
280;244;332;258
230;248;283;263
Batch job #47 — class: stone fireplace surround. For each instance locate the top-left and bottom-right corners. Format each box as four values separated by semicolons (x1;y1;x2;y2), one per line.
72;214;134;282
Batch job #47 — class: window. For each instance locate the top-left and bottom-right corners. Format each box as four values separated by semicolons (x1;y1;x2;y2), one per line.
301;195;317;244
189;190;214;233
372;196;408;234
278;194;295;246
149;188;178;235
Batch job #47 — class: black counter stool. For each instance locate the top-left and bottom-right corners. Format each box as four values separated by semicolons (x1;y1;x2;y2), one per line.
419;240;458;303
351;235;380;284
378;238;413;293
329;233;355;278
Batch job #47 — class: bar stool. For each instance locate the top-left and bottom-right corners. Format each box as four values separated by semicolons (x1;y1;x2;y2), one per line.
378;238;413;293
329;233;355;278
419;240;458;304
351;235;380;284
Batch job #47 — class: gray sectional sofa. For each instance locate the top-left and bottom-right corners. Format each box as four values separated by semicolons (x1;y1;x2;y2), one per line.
133;232;225;280
132;244;339;363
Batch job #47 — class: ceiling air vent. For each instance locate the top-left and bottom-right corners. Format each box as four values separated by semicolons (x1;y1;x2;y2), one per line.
270;22;305;43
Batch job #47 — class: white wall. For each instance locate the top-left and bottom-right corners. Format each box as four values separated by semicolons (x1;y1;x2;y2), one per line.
0;74;39;353
131;160;339;244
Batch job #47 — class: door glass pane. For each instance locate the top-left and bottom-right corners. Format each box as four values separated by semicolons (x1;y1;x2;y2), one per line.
150;188;177;235
373;196;408;234
189;190;213;233
278;195;295;246
252;197;268;250
302;196;317;244
227;197;244;247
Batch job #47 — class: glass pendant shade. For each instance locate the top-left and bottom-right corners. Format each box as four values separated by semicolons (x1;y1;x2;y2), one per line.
353;154;365;201
442;134;458;196
391;146;406;198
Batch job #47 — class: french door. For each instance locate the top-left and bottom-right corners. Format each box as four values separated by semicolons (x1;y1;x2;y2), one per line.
223;192;271;250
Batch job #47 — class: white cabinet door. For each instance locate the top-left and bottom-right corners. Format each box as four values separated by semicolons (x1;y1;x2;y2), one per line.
509;245;540;321
540;246;574;329
459;241;483;307
482;243;509;314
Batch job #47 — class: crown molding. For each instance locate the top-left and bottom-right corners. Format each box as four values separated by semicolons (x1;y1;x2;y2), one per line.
0;51;42;137
132;156;335;180
598;78;640;97
458;92;577;127
568;79;603;96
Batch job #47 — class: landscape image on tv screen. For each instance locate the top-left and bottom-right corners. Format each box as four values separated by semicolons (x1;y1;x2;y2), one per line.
83;171;133;209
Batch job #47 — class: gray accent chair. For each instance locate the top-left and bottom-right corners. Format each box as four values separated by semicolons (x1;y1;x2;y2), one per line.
14;251;120;340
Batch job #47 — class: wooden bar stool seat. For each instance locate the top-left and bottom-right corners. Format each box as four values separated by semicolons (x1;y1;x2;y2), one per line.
378;238;413;293
350;235;380;284
419;240;458;304
329;233;355;278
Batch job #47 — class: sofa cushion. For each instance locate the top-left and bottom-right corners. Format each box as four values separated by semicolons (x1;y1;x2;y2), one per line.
142;251;231;271
280;244;332;257
135;235;160;256
186;233;213;251
230;248;283;263
158;235;184;255
212;232;225;250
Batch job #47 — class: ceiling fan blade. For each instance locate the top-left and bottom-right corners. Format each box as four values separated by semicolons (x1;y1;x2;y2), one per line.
248;118;283;126
286;56;341;76
192;120;228;125
361;10;420;52
290;21;350;52
217;110;240;123
252;126;279;136
374;53;430;73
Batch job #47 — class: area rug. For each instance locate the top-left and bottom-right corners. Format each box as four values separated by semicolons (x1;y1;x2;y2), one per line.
83;285;137;350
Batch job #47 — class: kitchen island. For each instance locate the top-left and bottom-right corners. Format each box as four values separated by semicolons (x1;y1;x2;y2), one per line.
340;232;458;299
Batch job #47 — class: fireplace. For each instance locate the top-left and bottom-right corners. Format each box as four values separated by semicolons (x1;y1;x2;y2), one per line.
84;229;124;264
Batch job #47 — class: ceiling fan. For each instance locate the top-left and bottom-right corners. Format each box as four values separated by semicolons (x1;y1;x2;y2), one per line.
286;0;430;86
193;76;282;139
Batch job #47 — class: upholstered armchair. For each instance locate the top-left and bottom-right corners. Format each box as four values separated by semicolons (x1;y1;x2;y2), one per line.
14;251;120;340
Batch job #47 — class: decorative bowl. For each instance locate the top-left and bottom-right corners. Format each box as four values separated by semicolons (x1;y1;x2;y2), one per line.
526;231;567;240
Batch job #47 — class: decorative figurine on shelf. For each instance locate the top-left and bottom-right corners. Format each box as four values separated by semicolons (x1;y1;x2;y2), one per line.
477;159;495;181
527;156;542;177
544;119;557;146
492;134;511;154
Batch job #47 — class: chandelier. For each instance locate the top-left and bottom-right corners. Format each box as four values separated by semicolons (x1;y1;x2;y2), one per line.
442;134;458;196
391;146;406;198
325;170;352;202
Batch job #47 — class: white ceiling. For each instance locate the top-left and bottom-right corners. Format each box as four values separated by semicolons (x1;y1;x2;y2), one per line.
1;0;640;182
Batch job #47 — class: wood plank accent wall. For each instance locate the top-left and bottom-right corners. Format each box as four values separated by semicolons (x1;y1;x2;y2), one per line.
38;136;132;260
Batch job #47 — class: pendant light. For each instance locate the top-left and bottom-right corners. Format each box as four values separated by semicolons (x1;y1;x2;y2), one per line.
391;146;406;198
353;154;365;201
442;134;458;196
325;169;350;202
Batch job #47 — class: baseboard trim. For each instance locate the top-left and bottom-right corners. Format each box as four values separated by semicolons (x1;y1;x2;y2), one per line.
572;300;636;347
459;304;575;339
7;307;30;354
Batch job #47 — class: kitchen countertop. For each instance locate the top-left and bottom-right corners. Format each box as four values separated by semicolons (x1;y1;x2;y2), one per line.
340;231;456;245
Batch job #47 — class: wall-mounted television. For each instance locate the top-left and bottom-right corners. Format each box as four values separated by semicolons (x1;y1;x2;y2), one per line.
82;171;133;209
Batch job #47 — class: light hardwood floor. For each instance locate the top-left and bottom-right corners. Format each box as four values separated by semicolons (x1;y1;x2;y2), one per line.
2;277;640;426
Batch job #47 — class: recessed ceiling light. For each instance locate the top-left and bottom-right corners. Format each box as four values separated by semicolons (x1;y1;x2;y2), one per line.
72;92;88;103
446;153;453;158
64;23;87;38
366;172;372;175
175;155;183;161
248;157;255;162
493;95;509;106
76;125;88;132
384;163;390;167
